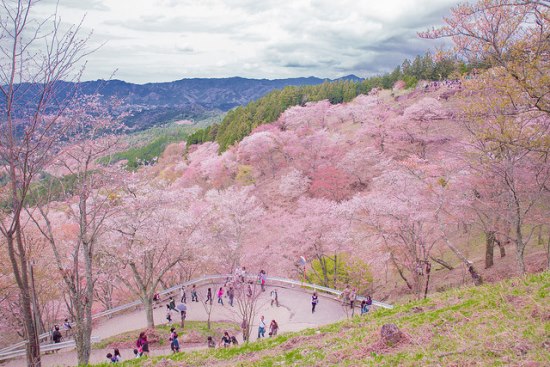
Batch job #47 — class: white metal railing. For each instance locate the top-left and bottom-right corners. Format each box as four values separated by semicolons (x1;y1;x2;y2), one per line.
0;274;392;360
0;336;100;361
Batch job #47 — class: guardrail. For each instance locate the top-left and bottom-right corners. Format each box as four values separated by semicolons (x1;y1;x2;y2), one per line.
0;336;100;361
0;274;392;360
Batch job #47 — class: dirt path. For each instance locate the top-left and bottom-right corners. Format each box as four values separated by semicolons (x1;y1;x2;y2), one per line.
3;284;351;367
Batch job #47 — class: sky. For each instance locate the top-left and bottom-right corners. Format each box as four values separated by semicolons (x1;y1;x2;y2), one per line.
34;0;460;84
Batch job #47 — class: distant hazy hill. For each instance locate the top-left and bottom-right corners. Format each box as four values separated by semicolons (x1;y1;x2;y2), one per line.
76;75;362;110
46;75;361;131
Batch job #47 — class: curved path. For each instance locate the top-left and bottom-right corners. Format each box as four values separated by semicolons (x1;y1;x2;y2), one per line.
2;276;391;366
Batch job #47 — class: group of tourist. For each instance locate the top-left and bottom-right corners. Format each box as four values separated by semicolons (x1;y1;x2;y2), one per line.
257;315;279;338
339;285;373;315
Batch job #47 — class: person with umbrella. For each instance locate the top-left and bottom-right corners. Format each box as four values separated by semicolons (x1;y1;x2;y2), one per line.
176;302;187;328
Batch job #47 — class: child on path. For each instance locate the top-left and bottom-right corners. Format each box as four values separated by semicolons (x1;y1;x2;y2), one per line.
170;332;180;353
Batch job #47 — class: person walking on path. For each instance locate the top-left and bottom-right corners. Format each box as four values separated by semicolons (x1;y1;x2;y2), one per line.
168;296;176;311
166;305;173;323
228;286;235;307
205;288;213;305
311;292;319;313
217;287;224;305
270;289;279;307
258;270;266;292
269;320;279;337
191;285;198;302
258;315;266;338
180;285;186;303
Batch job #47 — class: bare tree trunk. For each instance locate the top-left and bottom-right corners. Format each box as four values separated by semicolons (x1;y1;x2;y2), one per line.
485;231;495;268
496;239;506;258
143;297;155;329
6;236;41;367
512;198;526;275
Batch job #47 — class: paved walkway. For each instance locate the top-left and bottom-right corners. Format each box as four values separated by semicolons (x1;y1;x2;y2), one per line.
4;284;354;367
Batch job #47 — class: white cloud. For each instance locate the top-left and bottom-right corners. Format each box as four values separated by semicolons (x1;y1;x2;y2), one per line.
32;0;460;83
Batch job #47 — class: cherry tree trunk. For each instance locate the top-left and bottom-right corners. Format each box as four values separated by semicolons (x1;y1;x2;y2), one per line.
143;297;155;329
485;231;495;269
514;219;526;275
6;236;41;367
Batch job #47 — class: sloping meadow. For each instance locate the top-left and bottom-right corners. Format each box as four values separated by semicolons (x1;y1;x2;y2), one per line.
92;271;549;366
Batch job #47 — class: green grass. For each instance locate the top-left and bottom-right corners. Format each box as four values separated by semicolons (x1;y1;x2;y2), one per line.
91;272;550;366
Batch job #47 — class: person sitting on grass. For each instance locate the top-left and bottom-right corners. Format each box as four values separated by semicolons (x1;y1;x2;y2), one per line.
220;331;231;348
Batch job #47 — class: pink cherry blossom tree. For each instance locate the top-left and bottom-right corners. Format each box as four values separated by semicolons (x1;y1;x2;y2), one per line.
104;184;205;328
200;186;265;273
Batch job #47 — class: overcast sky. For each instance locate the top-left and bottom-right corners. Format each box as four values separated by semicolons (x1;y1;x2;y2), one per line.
35;0;460;84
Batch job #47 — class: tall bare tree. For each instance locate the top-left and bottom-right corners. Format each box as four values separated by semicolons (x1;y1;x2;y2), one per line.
0;1;90;365
28;95;122;365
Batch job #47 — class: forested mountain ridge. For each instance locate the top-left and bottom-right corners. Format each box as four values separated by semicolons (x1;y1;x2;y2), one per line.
5;75;362;131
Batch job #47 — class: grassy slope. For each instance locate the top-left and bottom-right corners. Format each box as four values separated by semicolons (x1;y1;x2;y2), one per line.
93;272;549;367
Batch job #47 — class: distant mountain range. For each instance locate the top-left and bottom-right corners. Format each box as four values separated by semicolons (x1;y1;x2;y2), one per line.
9;75;363;131
76;75;363;110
